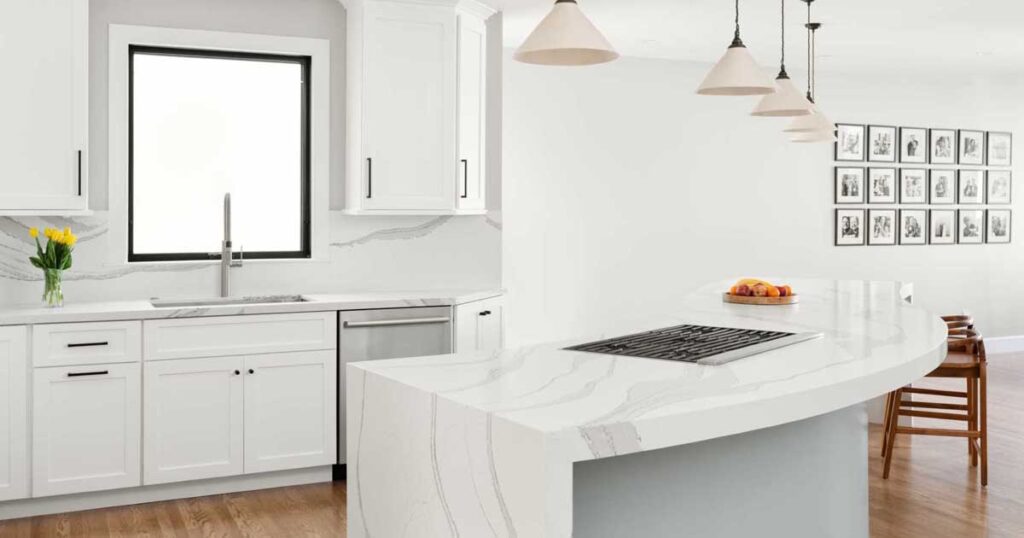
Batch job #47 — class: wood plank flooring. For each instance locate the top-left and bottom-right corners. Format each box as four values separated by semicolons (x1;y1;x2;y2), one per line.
1;355;1021;537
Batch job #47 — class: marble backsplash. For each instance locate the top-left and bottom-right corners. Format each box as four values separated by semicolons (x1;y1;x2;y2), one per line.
0;212;501;306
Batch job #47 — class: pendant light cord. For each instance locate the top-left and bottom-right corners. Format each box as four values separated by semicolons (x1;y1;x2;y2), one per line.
731;0;743;46
805;0;813;101
780;0;786;74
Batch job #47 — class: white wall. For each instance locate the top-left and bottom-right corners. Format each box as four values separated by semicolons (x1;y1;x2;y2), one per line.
0;0;501;304
503;54;1024;345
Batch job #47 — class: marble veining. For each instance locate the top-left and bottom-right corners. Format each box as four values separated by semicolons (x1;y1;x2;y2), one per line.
347;279;946;538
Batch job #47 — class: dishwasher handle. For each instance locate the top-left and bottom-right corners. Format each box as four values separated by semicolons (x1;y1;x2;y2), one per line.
343;317;451;329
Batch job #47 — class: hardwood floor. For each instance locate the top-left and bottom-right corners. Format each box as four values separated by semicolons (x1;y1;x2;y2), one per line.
1;355;1021;537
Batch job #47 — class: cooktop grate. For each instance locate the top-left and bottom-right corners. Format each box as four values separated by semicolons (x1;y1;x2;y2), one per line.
565;324;821;365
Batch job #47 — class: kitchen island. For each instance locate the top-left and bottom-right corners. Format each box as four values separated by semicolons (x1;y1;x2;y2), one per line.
346;279;947;537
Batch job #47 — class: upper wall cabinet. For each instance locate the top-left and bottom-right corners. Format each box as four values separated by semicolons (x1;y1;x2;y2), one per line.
342;0;494;215
0;0;89;214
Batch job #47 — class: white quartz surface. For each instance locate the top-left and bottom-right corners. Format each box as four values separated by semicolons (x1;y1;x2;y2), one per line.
0;289;503;325
347;279;947;537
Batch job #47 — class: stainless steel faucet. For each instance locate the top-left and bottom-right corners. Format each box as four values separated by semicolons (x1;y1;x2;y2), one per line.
221;193;243;297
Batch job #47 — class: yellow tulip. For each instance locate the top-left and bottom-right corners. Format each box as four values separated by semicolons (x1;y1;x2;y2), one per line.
43;228;53;239
64;227;72;237
29;227;39;238
52;231;64;244
66;233;78;247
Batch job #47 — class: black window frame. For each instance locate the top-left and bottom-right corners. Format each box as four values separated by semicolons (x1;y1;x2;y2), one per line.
127;45;312;262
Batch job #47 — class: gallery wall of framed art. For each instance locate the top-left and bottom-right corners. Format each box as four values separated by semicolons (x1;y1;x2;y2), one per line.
834;124;1013;246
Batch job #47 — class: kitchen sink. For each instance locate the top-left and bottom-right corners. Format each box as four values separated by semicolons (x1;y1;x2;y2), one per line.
150;295;309;308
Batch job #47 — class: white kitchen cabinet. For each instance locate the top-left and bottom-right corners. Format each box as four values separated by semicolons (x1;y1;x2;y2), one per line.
243;350;337;474
343;0;494;215
0;0;88;213
33;363;141;497
455;296;504;353
456;11;487;211
143;357;245;485
0;327;29;502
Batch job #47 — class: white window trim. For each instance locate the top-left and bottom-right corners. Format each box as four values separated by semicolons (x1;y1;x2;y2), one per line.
107;24;330;265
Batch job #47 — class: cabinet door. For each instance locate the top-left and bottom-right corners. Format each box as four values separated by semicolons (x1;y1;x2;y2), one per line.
362;1;456;210
0;0;88;211
143;357;244;485
455;297;505;353
0;327;28;502
244;350;336;474
33;363;141;497
456;13;487;211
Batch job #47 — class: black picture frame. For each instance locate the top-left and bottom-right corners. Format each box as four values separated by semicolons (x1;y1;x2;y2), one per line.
899;127;929;164
958;129;986;166
957;170;985;205
987;132;1013;167
929;128;957;165
987;209;1012;244
929;169;956;205
899;168;928;204
867;125;898;163
834;167;866;204
835;124;866;162
929;209;957;245
986;170;1012;204
899;209;928;245
867;209;898;246
835;209;866;246
868;168;897;204
957;209;986;244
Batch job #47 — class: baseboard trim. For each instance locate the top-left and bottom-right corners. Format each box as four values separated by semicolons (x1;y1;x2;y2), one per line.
985;335;1024;356
0;466;332;521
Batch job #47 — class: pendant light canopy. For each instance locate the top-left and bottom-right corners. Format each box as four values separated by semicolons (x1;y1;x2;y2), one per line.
697;0;775;96
752;0;812;117
514;0;619;66
786;2;833;142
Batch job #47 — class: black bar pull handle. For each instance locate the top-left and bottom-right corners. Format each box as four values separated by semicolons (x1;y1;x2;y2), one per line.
366;158;373;199
460;159;469;199
479;310;492;317
68;370;109;378
77;150;83;196
67;341;109;348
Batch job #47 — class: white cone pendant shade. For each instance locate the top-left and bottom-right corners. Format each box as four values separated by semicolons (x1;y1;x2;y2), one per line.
751;74;813;116
697;43;775;96
514;0;619;66
790;128;836;143
783;102;833;133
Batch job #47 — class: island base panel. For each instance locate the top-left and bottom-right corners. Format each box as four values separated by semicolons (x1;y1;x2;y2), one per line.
574;403;868;538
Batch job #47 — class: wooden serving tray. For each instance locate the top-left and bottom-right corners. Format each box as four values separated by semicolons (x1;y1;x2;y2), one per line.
722;293;799;305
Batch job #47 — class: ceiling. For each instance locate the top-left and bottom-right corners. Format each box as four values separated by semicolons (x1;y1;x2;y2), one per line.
489;0;1024;75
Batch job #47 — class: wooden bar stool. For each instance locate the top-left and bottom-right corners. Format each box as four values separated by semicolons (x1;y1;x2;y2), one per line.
881;323;987;486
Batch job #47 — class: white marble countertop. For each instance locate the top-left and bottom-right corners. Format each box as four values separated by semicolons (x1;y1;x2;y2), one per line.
0;289;503;325
347;279;948;537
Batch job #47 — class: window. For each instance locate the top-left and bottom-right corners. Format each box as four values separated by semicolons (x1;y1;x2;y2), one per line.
128;46;311;261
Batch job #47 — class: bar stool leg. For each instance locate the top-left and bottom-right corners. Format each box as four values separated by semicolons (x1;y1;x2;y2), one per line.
883;388;902;479
881;391;894;457
980;364;988;486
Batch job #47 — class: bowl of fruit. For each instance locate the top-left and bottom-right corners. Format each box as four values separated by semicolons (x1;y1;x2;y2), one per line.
724;278;797;305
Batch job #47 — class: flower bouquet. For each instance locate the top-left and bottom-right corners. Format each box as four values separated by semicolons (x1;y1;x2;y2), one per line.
29;227;78;307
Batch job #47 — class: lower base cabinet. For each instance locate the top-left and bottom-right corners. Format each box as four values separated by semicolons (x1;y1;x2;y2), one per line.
0;327;28;502
32;363;141;497
143;351;336;485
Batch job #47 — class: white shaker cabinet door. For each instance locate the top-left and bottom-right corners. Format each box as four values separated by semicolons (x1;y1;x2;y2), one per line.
0;327;28;502
455;296;505;353
361;1;457;211
32;363;141;497
143;357;245;485
0;0;88;212
243;350;337;474
456;12;487;211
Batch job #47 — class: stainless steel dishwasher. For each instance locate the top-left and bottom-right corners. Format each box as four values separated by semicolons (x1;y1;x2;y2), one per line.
337;307;453;465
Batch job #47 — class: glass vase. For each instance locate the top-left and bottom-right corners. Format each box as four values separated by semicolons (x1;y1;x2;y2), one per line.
43;269;64;308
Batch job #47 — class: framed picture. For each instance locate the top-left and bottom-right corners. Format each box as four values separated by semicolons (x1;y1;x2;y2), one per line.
987;170;1012;204
899;169;927;204
958;130;986;165
929;170;956;204
899;209;927;245
834;167;865;204
836;124;866;161
868;209;897;245
958;170;984;204
987;132;1012;166
930;210;956;244
987;209;1012;244
868;125;897;162
868;168;897;203
899;127;928;163
930;128;956;165
958;209;985;244
836;209;865;246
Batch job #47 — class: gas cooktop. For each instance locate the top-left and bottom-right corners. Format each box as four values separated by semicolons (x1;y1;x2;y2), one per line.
566;324;822;366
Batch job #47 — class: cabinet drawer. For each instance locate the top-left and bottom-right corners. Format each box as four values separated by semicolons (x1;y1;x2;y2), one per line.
144;312;337;361
32;321;141;367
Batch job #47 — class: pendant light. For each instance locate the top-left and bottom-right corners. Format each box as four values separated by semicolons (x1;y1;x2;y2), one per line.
751;0;812;116
697;0;775;95
785;1;835;141
514;0;619;66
